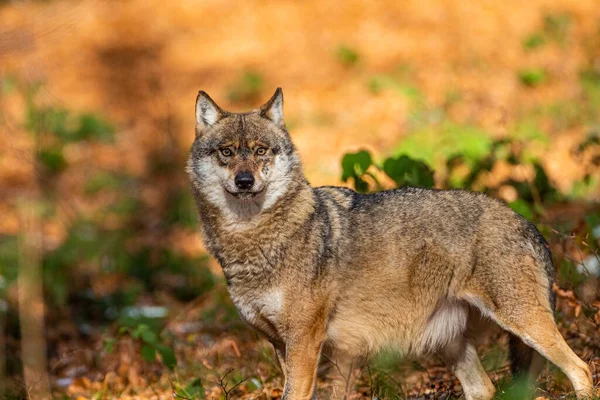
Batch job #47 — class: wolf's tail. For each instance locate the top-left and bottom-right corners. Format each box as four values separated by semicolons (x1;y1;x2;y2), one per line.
508;334;541;377
509;223;556;379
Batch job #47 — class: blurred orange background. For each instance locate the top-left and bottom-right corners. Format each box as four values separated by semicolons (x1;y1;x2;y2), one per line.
2;0;599;191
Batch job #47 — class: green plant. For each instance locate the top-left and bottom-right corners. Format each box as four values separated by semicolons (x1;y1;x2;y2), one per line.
341;132;592;221
367;75;424;105
112;323;177;370
341;150;434;193
493;376;532;400
37;147;68;174
25;94;114;144
543;13;572;45
382;155;434;188
336;45;360;67
522;33;546;50
227;71;264;103
172;378;205;399
518;68;548;87
21;84;115;179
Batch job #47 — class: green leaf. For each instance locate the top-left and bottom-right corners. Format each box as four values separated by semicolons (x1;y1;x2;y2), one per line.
367;75;424;105
383;156;410;183
354;176;369;193
132;324;158;344
140;344;156;363
228;71;264;103
84;171;127;195
184;378;205;398
156;344;177;370
522;33;546;50
383;155;434;188
141;329;158;344
509;199;533;220
543;13;571;45
394;123;492;169
38;147;67;173
132;324;148;339
74;113;115;142
444;124;493;164
342;150;373;181
336;45;360;67
26;107;70;137
103;338;115;353
518;68;547;87
341;150;373;192
1;75;17;95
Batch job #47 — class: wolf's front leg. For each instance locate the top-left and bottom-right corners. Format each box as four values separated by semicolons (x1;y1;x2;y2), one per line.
282;334;324;400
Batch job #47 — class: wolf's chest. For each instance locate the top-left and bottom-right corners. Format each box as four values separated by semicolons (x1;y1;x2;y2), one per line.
228;286;284;326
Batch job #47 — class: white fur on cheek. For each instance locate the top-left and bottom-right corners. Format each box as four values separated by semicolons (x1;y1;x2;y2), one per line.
190;157;228;208
261;153;293;211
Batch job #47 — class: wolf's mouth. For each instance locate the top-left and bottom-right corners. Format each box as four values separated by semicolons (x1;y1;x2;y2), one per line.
225;189;264;200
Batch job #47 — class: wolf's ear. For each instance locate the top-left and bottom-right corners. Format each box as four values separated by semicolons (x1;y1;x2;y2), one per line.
195;91;224;135
259;88;284;128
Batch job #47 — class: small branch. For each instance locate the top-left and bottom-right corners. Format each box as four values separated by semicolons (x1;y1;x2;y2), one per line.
209;368;248;400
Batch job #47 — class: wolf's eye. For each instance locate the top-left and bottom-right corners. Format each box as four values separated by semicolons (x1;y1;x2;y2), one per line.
256;147;267;156
220;148;233;157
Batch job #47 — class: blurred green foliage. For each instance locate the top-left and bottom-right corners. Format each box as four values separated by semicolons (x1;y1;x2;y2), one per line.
336;45;360;67
1;79;214;327
522;33;546;50
116;323;177;370
227;71;265;103
522;12;572;53
543;13;572;45
519;68;548;87
172;378;205;399
26;105;115;143
0;79;219;398
346;35;599;220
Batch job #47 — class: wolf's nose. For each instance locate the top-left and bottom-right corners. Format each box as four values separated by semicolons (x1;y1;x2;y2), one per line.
234;172;255;190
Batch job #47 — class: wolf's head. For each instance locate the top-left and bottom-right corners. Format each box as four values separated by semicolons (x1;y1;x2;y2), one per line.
187;88;304;223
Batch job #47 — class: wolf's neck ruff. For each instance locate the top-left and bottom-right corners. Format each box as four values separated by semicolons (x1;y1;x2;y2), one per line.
193;176;315;271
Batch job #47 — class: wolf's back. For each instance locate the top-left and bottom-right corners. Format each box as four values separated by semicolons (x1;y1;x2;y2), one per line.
316;186;555;303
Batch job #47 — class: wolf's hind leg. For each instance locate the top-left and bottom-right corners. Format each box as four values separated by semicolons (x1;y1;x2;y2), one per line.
468;293;594;398
439;336;495;400
504;314;592;398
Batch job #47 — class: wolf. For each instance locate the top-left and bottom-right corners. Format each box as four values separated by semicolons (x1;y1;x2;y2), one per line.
187;88;594;400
